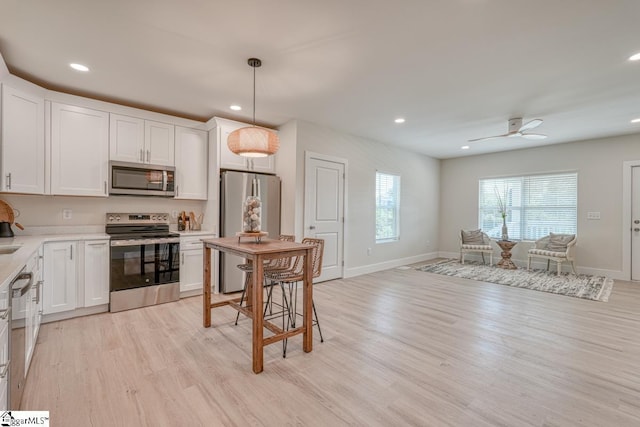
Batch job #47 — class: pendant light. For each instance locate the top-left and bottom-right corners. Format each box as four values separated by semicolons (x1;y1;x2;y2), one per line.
227;58;280;157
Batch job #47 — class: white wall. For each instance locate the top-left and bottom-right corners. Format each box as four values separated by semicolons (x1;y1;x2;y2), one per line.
2;194;206;233
280;120;440;277
439;133;640;278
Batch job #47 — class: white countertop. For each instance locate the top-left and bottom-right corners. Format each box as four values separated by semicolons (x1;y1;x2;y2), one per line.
176;230;217;237
0;233;110;291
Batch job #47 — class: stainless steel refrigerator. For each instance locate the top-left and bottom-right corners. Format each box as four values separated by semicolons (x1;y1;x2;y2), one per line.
220;170;281;293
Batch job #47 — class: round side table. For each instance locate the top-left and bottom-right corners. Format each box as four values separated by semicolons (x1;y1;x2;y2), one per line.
496;240;518;269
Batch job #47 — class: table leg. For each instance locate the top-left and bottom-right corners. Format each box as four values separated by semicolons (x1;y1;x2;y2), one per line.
303;247;313;353
252;255;264;373
203;246;212;327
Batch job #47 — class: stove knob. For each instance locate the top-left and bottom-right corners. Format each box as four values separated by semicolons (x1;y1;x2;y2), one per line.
163;215;168;220
115;215;121;221
152;215;157;220
108;216;114;222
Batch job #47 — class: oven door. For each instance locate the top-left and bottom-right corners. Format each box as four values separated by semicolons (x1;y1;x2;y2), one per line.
110;239;180;292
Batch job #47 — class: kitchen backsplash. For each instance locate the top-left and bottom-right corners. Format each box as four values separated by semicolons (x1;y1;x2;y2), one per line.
1;194;208;231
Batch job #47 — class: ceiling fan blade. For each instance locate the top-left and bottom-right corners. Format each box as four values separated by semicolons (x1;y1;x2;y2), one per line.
521;133;547;140
518;119;543;132
468;134;509;143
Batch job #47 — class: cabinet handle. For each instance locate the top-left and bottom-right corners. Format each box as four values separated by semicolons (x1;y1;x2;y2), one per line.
0;362;8;379
181;253;184;265
0;307;10;320
146;150;150;162
104;181;107;195
5;173;11;190
140;149;144;162
70;245;73;260
176;185;179;197
36;280;42;304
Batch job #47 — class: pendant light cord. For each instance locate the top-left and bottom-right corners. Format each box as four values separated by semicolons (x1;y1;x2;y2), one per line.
252;63;256;126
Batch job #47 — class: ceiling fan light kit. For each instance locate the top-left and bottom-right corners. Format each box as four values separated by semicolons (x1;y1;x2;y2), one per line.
227;58;280;157
469;117;547;143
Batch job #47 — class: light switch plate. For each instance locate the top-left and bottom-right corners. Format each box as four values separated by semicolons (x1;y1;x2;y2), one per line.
587;211;601;220
62;209;72;220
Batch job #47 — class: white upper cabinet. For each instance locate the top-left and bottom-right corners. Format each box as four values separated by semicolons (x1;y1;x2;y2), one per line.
109;114;144;163
217;118;276;173
51;103;109;197
109;113;174;166
0;84;45;194
174;126;208;200
145;120;175;166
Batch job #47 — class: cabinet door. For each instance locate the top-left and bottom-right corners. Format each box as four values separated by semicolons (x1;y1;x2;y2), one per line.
145;120;175;166
180;249;204;293
1;84;45;194
249;156;275;174
83;240;110;307
175;126;207;200
43;242;77;314
51;103;109;197
109;113;145;163
218;123;249;171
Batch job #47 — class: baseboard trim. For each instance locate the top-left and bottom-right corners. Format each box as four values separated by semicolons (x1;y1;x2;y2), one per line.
344;252;439;278
42;304;109;324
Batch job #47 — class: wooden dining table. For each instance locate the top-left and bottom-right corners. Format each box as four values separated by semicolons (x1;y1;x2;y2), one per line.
201;237;314;373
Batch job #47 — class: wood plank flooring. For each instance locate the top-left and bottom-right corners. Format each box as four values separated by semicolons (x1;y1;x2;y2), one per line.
21;264;640;426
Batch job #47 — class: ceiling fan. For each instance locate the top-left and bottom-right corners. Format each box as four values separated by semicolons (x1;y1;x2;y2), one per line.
469;118;547;142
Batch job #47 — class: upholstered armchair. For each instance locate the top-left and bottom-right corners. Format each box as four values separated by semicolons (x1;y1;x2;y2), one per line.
527;233;577;276
459;229;493;265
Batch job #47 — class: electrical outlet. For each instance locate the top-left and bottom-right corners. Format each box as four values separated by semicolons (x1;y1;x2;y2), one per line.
62;209;72;220
367;247;372;256
171;210;178;219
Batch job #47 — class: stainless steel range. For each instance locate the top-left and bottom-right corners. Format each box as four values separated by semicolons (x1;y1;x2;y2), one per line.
106;213;180;312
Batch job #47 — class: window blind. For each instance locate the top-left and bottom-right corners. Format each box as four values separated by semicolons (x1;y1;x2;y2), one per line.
376;172;400;242
478;172;577;240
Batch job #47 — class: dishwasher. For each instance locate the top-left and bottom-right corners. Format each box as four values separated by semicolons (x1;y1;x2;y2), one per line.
10;268;32;409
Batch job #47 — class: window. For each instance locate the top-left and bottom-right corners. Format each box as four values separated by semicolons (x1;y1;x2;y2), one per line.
375;172;400;242
478;172;577;241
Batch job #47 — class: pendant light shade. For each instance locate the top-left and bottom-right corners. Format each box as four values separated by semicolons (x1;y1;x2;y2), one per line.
227;126;279;158
228;58;280;157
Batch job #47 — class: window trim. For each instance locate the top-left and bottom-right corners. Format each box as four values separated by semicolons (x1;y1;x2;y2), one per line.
375;171;401;243
478;171;578;241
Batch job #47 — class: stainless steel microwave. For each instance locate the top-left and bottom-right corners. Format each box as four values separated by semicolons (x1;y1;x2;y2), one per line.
109;161;175;197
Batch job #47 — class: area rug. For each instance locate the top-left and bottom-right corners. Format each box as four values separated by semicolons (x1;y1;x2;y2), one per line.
417;260;614;302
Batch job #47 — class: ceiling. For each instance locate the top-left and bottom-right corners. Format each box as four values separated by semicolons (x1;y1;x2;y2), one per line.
1;0;640;159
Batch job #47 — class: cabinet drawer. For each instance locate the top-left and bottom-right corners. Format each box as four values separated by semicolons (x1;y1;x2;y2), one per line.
0;319;8;370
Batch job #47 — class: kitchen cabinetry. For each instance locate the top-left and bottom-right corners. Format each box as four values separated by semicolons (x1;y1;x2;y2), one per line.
174;126;208;200
110;113;175;166
0;84;45;194
216;118;276;173
25;246;43;374
0;275;10;411
180;234;216;294
43;241;77;314
83;240;109;307
51;103;109;197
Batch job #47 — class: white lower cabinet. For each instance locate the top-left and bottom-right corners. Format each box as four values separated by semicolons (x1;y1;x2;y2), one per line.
43;241;77;315
0;276;9;411
83;240;110;307
25;247;43;374
180;235;215;293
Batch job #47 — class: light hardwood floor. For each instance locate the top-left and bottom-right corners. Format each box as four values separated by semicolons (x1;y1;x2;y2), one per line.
21;265;640;426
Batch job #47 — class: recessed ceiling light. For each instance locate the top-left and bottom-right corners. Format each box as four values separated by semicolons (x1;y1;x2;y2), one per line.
394;118;405;124
629;53;640;61
461;145;470;150
631;118;640;123
69;63;89;72
230;105;242;111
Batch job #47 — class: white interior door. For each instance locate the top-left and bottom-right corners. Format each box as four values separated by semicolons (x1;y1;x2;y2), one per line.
632;166;640;280
304;153;345;282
